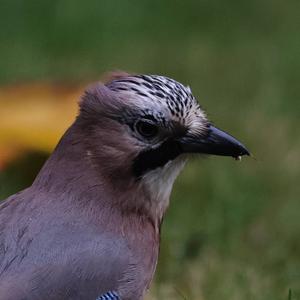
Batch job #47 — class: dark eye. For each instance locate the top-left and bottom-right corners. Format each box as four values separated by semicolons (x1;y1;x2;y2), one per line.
135;120;159;138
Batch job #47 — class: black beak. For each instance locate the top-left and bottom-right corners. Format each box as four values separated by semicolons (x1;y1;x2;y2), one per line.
180;125;250;158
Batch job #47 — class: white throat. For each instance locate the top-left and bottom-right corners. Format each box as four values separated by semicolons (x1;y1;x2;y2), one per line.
141;156;187;219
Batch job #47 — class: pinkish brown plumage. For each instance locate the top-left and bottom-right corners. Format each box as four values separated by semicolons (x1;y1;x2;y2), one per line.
0;73;249;300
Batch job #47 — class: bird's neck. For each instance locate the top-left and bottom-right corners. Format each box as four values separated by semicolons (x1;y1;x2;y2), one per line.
31;122;168;228
139;156;187;221
32;123;100;195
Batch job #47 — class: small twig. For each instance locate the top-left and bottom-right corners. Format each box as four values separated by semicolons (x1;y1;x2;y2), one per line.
173;286;188;300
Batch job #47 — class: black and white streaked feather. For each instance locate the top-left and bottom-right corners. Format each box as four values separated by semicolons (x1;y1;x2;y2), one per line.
106;74;208;136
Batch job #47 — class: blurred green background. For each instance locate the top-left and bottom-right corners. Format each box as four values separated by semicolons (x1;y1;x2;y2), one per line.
0;1;299;299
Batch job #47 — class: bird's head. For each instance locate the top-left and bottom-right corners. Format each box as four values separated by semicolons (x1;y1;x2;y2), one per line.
77;72;249;213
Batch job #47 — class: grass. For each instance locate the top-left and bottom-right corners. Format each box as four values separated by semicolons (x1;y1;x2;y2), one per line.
0;1;300;299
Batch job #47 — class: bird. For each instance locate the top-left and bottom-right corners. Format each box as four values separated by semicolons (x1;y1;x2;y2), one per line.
0;72;249;300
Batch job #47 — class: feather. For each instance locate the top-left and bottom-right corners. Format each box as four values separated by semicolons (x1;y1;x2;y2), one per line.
96;291;119;300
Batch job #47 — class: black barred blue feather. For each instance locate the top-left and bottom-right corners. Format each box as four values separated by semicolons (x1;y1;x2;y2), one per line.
96;291;120;300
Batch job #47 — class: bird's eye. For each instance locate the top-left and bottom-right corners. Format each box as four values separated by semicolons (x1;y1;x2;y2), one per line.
135;120;159;138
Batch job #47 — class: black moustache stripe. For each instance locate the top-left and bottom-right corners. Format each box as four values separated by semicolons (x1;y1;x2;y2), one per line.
132;139;183;178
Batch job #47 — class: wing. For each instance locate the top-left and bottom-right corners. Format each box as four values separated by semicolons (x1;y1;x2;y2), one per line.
0;192;132;300
96;291;120;300
0;233;131;299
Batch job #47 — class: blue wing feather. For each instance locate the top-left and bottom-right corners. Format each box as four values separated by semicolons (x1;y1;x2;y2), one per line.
96;291;120;300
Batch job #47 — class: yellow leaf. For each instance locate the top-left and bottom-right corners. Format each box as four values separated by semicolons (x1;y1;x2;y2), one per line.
0;82;84;167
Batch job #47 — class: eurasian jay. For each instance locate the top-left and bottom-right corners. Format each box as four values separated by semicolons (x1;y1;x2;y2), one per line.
0;73;249;300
